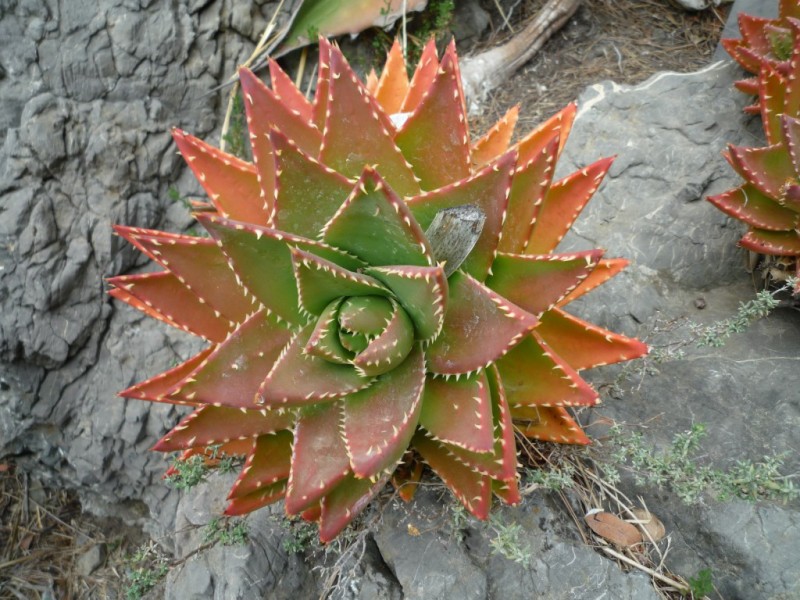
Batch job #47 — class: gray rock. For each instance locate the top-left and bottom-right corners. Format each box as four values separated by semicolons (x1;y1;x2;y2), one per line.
557;63;800;599
451;0;490;45
372;489;660;600
163;473;316;600
76;543;107;576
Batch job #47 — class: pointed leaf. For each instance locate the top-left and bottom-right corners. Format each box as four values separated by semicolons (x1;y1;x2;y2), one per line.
498;135;559;254
285;401;351;515
258;323;372;407
513;103;576;164
781;114;800;178
492;476;521;506
728;143;795;200
513;406;590;445
199;214;364;325
374;39;409;114
167;309;292;408
322;168;434;267
342;345;425;478
413;432;491;519
306;299;352;364
119;347;214;405
495;332;598;408
313;38;332;129
108;271;232;342
320;46;420;197
154;405;295;452
224;480;287;516
271;129;354;238
486;250;604;317
291;246;389;316
401;38;439;112
269;59;314;123
419;370;494;453
526;157;614;254
440;365;516;480
338;296;394;334
407;152;515;280
426;272;538;375
557;258;629;307
740;228;800;255
471;105;519;168
108;287;184;333
366;264;448;341
319;472;391;543
228;431;294;499
395;42;471;190
536;308;648;371
760;65;787;145
239;67;322;156
119;228;253;325
352;302;415;377
172;129;267;224
707;184;799;231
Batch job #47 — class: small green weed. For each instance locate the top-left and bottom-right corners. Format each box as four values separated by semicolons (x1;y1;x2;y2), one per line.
208;444;240;474
125;543;169;600
204;517;249;546
449;504;533;566
281;518;318;553
692;289;781;347
487;514;533;567
601;423;798;504
164;454;206;490
688;567;714;598
525;461;576;492
167;185;190;210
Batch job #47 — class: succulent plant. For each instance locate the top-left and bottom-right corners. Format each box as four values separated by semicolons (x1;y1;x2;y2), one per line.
708;113;800;292
722;1;800;97
709;20;800;293
109;39;647;541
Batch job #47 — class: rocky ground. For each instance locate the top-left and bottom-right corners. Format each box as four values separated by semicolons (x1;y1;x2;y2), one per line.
2;1;798;599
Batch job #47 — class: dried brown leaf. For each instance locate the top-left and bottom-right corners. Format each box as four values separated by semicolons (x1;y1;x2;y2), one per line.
584;510;643;547
631;508;666;542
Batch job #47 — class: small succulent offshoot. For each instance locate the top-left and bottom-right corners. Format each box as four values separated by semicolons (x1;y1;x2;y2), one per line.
109;39;647;542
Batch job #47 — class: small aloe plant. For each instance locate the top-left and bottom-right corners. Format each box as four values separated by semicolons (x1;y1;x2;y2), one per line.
711;14;800;292
109;39;647;542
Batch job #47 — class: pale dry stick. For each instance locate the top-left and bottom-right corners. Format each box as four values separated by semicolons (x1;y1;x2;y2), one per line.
304;63;318;100
493;0;515;33
460;0;582;112
295;46;308;88
600;545;689;593
220;0;288;153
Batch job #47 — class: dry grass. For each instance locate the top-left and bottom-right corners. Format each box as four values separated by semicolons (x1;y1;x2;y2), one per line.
0;463;140;600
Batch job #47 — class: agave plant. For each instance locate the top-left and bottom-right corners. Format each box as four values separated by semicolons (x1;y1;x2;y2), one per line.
109;39;647;541
722;0;800;97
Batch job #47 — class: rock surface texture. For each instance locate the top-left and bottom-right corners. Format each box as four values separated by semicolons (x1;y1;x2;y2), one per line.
1;2;798;599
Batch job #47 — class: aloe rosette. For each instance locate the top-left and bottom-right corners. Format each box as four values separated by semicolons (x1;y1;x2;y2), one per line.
722;0;800;97
109;39;647;541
